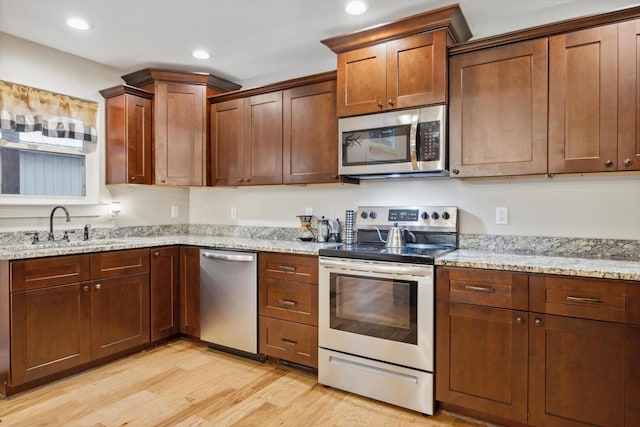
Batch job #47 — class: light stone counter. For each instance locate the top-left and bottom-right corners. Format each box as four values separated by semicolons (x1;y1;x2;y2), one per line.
0;235;338;261
436;249;640;281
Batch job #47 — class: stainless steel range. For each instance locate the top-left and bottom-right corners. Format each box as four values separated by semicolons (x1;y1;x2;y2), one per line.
317;206;458;414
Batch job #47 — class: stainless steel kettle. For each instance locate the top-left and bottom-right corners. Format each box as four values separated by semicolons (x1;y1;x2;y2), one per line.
385;223;406;248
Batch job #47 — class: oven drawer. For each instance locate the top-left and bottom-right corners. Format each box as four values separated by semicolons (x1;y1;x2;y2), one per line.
259;316;318;368
259;253;318;284
258;278;318;326
530;275;640;325
437;267;528;310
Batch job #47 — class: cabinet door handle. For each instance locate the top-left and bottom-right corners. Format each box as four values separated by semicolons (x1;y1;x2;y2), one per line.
451;168;460;175
154;252;160;257
464;285;495;293
281;338;297;346
623;158;633;166
515;316;524;324
534;318;543;327
278;299;297;306
377;101;384;108
566;296;603;304
604;160;614;167
83;285;89;292
95;283;101;290
388;99;394;106
160;179;167;183
130;176;136;182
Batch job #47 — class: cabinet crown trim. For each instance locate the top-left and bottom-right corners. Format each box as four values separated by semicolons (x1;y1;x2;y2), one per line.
121;68;241;92
99;85;154;99
321;3;471;53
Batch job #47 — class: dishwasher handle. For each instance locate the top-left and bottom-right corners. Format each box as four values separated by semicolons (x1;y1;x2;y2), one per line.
201;251;255;262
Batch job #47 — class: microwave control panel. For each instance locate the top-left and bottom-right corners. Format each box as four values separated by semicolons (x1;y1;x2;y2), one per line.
417;121;441;161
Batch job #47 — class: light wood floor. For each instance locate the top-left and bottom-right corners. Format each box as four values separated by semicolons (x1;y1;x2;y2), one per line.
0;340;488;426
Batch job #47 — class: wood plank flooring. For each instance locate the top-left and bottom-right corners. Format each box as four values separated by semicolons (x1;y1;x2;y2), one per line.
0;340;488;426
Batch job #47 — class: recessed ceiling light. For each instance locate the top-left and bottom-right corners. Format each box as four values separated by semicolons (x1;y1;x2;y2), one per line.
66;17;92;31
345;1;367;15
192;49;211;59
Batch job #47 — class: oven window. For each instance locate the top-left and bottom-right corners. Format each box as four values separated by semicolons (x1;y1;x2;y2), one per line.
329;272;417;344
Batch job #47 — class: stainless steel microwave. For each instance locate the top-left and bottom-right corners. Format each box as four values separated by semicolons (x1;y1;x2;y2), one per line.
338;105;447;178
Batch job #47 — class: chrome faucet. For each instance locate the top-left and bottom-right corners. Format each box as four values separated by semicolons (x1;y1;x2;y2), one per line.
49;205;70;241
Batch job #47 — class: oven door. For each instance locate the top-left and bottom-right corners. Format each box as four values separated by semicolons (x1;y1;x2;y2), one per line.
318;257;434;372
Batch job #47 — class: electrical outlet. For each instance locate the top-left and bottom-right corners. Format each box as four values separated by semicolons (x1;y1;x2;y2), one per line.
305;207;313;215
170;205;179;218
231;207;237;219
496;207;508;225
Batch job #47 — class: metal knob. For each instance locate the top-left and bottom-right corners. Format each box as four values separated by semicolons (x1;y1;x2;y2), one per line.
377;101;383;108
604;160;613;167
534;318;543;327
95;283;101;290
83;285;89;292
237;178;243;183
388;99;394;106
130;176;136;182
154;252;160;257
623;158;632;166
451;168;460;175
515;316;524;324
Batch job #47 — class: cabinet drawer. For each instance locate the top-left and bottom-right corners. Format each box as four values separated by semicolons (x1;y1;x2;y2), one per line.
530;275;640;325
259;253;318;284
11;255;91;291
436;267;528;310
91;249;150;279
259;278;317;325
259;316;318;368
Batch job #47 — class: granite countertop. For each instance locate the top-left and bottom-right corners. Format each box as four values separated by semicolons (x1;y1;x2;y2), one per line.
436;249;640;281
1;235;639;281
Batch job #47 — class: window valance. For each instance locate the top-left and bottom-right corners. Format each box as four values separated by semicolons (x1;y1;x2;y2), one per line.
0;80;98;150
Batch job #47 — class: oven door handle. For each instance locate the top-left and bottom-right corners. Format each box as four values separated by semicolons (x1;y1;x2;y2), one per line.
319;258;431;277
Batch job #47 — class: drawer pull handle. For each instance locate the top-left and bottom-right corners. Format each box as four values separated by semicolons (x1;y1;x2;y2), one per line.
281;338;297;346
278;265;296;272
566;296;603;304
278;299;297;306
464;285;495;293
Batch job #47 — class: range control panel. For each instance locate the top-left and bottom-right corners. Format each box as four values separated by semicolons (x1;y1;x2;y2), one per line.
355;206;458;232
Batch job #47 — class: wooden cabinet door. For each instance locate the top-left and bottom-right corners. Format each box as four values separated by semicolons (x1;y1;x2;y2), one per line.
104;91;152;185
90;274;150;360
387;31;446;109
11;283;91;385
180;246;200;338
436;302;528;423
155;82;206;185
211;98;245;186
549;24;618;173
150;247;180;342
336;44;386;117
529;314;640;426
283;80;339;184
449;38;548;177
244;92;283;185
618;19;640;171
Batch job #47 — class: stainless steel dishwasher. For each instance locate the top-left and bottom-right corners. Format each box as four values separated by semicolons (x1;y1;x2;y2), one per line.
200;248;263;360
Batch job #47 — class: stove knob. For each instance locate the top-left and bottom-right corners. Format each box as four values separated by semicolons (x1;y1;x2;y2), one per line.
431;212;440;220
442;211;451;220
369;211;377;219
421;212;429;220
360;211;368;219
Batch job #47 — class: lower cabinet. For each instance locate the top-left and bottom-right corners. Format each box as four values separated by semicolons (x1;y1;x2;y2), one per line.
179;246;201;338
258;253;318;368
150;246;180;342
8;249;151;389
436;266;640;427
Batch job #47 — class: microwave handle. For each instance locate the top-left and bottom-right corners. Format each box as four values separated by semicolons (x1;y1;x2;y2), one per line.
410;120;419;170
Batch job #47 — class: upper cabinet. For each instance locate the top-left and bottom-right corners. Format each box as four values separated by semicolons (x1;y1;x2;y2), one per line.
321;4;471;117
210;72;340;186
100;85;153;185
449;39;549;177
618;20;640;171
119;69;241;186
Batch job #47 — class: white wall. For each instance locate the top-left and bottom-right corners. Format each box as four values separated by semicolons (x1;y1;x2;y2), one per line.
0;32;190;231
190;173;640;240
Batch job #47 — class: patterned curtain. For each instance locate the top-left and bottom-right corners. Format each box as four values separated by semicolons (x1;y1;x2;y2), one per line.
0;80;98;151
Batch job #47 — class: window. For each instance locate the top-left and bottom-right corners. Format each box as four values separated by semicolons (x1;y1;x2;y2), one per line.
0;80;98;202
